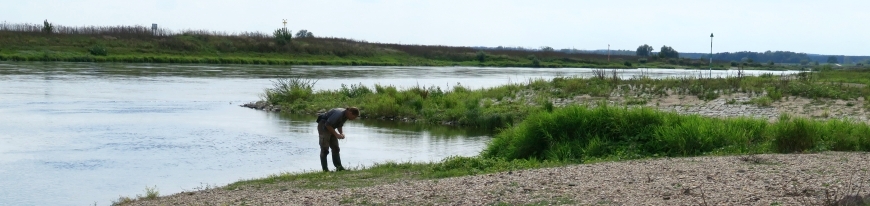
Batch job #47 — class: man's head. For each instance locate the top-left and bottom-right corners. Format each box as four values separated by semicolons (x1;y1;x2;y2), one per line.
345;107;360;120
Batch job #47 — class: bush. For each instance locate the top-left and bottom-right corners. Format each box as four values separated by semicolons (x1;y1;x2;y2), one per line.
476;51;486;62
273;28;292;45
88;45;108;56
747;96;773;106
623;61;632;67
42;20;53;34
338;83;372;98
638;58;647;64
773;115;817;153
264;78;316;104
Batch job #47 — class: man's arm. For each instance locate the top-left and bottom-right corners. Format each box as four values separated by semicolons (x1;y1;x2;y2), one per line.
338;127;344;136
326;125;343;138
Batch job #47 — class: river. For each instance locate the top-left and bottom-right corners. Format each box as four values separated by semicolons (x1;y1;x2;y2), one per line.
0;62;799;205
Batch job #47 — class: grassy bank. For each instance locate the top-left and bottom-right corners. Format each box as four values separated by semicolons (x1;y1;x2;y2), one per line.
266;69;870;130
484;105;870;162
226;104;870;192
0;22;783;69
130;71;870;205
225;69;870;190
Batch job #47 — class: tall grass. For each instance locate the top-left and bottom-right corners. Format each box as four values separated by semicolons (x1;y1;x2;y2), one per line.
267;70;870;132
264;78;317;105
482;105;870;162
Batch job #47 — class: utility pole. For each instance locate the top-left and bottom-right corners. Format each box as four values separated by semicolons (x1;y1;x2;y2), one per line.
710;33;714;78
607;44;611;62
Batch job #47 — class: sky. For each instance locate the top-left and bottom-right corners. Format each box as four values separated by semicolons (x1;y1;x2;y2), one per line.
2;0;868;56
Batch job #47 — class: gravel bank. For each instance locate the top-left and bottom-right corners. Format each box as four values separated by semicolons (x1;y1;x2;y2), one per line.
129;152;870;205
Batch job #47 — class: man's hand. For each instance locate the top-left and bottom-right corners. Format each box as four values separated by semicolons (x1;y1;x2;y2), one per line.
337;134;345;139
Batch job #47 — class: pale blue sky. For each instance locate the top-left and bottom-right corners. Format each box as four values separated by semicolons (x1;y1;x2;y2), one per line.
3;0;868;55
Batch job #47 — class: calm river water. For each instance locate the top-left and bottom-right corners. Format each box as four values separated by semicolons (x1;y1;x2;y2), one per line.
0;62;799;205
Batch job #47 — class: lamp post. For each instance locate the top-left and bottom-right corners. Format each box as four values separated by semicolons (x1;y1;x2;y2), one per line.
709;33;714;77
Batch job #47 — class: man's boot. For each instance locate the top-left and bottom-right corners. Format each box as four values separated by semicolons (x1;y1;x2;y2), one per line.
320;153;329;172
332;153;345;171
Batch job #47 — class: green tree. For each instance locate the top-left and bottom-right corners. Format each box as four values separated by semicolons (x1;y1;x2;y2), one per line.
274;28;292;45
657;45;679;59
295;29;314;38
42;19;53;34
636;44;654;57
827;56;839;64
540;46;554;52
476;51;487;62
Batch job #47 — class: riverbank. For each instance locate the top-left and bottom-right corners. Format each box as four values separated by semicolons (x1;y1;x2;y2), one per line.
0;26;802;69
127;103;870;205
126;152;870;205
124;70;870;205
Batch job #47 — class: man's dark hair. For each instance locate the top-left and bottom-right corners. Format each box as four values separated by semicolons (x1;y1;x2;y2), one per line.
346;107;360;116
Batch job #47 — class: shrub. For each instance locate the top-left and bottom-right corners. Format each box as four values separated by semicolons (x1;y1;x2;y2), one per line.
273;28;292;45
773;115;817;153
264;78;316;104
476;51;486;62
747;96;773;107
42;19;53;34
88;45;108;56
638;58;647;64
338;83;372;98
623;61;632;67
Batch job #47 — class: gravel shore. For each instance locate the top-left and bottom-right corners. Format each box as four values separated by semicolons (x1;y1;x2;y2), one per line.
129;152;870;206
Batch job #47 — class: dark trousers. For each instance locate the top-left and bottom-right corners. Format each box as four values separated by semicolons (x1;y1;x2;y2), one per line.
318;133;343;171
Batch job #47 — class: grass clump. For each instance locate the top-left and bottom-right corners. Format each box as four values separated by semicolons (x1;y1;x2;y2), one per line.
482;105;870;162
111;185;159;206
747;96;774;106
264;78;316;105
226;157;564;190
88;45;108;56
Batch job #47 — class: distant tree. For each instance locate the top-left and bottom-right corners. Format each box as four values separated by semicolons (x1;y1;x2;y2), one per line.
827;56;839;64
636;44;654;57
800;59;809;66
295;29;314;38
42;19;53;34
540;46;555;52
476;51;487;62
273;28;292;45
658;45;679;59
767;60;774;66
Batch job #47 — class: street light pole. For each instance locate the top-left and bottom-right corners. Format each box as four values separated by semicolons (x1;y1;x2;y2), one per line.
710;33;714;78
